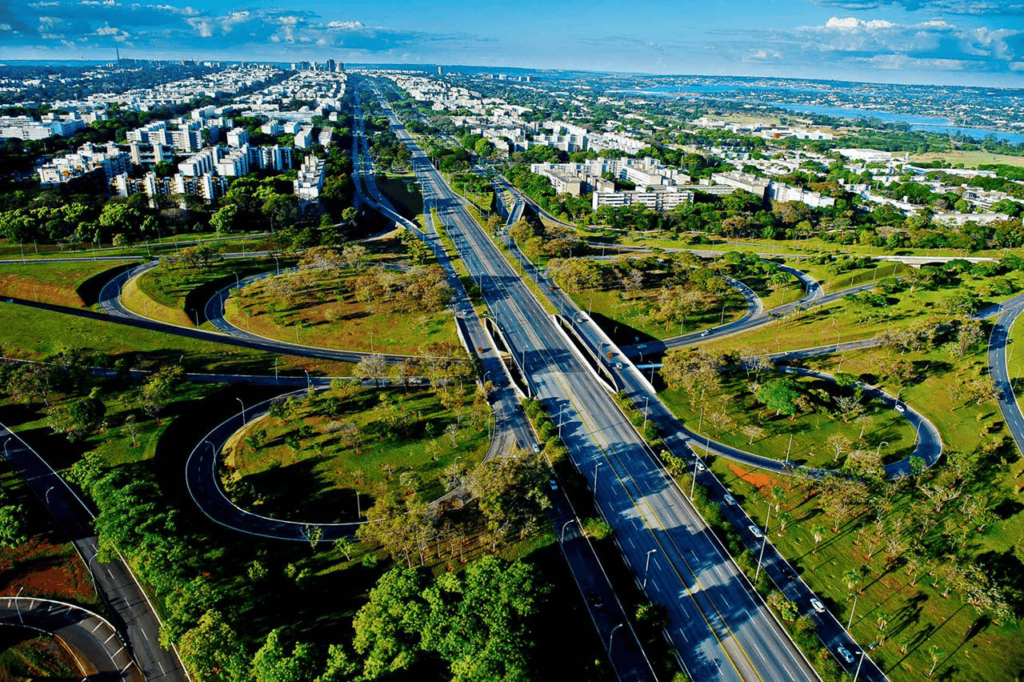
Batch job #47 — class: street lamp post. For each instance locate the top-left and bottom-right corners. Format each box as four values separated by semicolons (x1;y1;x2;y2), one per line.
643;548;658;588
14;586;25;623
642;396;649;432
593;461;603;488
304;369;311;390
608;623;624;654
236;397;245;425
853;651;866;682
45;486;54;506
848;593;859;629
874;441;889;460
2;438;10;460
755;503;774;582
561;519;574;542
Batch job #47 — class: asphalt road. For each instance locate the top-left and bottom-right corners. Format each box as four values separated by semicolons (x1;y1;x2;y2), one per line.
1;422;187;682
987;292;1024;458
375;84;818;682
1;597;144;682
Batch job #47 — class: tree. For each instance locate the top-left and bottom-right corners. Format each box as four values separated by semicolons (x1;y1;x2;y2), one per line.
756;379;801;418
47;387;106;443
465;447;550;549
139;365;183;420
177;610;248;682
334;536;353;561
826;435;851;463
0;505;27;549
210;203;244;234
251;629;318;682
741;425;765;445
316;645;359;682
304;524;323;552
928;645;945;677
159;576;217;648
354;354;390;388
421;557;541;682
352;568;429;678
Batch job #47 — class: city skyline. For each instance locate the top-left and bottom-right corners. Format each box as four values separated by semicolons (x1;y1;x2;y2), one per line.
0;0;1021;87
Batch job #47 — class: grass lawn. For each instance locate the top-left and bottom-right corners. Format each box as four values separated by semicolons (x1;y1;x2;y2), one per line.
910;150;1024;169
566;285;749;346
0;303;353;377
0;232;275;261
608;232;1009;261
0;260;137;308
700;270;1024;355
378;171;424;220
696;341;1024;681
785;260;909;296
659;367;916;469
0;632;81;678
223;385;490;523
224;266;456;355
128;257;281;327
1007;308;1024;428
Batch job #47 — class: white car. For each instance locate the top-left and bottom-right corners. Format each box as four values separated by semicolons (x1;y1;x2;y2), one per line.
723;494;737;506
700;330;710;337
836;646;855;664
810;598;826;614
748;525;764;539
894;404;906;414
695;461;706;472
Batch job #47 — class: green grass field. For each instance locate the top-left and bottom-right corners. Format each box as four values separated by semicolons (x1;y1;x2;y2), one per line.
0;232;275;261
700;270;1024;355
0;303;352;376
785;260;908;296
224;266;456;355
0;260;136;307
378;171;424;220
224;386;490;523
566;285;749;345
910;150;1024;169
660;368;916;469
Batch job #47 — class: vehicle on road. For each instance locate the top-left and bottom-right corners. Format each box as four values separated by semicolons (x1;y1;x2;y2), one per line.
695;461;706;472
836;646;855;664
810;598;826;614
615;362;624;369
700;329;710;337
723;494;736;506
636;344;646;349
549;478;558;491
894;403;906;414
749;524;764;539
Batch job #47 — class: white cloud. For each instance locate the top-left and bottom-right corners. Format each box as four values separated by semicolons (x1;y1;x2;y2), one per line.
825;16;896;29
328;20;365;30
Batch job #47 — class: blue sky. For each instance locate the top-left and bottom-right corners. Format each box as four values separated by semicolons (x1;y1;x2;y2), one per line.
1;0;1022;86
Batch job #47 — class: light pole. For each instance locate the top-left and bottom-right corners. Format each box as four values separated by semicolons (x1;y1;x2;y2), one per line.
853;650;866;682
2;438;10;460
304;369;311;390
233;271;239;289
848;592;859;629
874;440;888;460
608;623;624;654
755;503;773;582
785;433;794;467
642;396;649;432
236;397;245;425
15;586;25;624
45;486;54;506
561;519;574;542
643;548;658;588
593;461;603;488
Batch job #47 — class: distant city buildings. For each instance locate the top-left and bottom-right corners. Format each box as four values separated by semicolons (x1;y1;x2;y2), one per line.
38;143;131;186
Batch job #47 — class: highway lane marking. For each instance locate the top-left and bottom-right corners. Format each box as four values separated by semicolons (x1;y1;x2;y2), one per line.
141;628;149;641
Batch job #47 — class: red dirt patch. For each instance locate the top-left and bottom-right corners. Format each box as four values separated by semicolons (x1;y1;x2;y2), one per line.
728;463;780;496
0;534;93;602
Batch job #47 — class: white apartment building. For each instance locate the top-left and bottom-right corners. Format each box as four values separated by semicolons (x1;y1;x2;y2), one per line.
261;120;283;136
294;127;314;149
38;143;131;186
226;127;250;147
128;141;175;167
592;187;694;212
294;154;326;202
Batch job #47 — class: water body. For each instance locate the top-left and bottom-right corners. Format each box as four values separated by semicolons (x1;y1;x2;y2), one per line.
779;103;1024;145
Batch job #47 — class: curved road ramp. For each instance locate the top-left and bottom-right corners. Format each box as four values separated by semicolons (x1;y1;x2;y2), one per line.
0;596;144;681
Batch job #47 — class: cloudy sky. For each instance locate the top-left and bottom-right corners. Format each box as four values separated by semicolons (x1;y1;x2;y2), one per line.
1;0;1021;86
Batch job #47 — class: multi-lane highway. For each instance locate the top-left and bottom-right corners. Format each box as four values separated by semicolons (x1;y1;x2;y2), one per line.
372;80;819;682
988;292;1024;458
